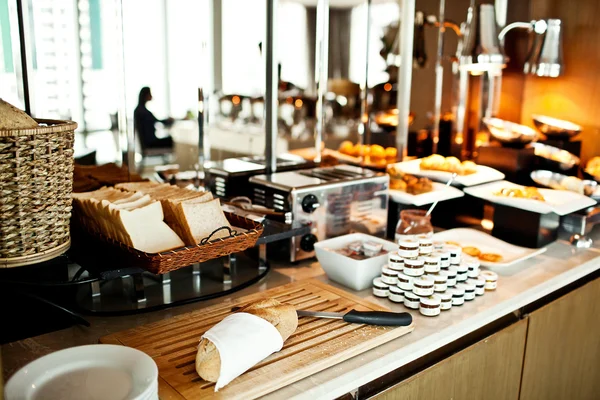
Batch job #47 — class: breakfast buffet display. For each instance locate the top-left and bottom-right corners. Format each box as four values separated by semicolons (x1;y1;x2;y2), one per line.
387;165;433;194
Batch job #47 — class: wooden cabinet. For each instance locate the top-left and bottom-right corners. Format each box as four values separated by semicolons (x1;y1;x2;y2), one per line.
520;278;600;400
373;319;528;400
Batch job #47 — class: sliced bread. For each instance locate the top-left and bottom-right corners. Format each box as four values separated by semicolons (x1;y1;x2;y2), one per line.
175;198;232;245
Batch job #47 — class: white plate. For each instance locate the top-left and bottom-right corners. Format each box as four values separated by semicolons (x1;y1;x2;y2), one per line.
463;180;597;216
433;228;547;268
389;159;505;187
5;344;158;400
389;182;464;206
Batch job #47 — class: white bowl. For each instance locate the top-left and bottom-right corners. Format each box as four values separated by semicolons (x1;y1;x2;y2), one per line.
314;233;397;291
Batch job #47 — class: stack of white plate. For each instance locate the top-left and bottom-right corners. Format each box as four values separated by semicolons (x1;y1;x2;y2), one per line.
5;344;158;400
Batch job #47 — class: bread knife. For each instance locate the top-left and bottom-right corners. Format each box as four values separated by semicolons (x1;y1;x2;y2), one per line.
297;310;412;327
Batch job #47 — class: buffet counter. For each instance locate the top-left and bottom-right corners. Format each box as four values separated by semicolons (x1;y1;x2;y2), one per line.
3;228;600;399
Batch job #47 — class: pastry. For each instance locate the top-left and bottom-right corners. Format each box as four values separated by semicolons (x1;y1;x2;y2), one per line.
420;154;478;176
479;253;503;263
196;299;298;383
462;246;481;258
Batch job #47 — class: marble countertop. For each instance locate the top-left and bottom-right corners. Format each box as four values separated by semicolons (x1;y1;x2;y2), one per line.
3;229;600;399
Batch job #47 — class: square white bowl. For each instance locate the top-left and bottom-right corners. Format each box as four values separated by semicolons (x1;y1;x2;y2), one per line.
314;233;397;291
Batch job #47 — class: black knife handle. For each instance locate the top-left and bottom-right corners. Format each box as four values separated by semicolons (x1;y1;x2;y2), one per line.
343;310;413;326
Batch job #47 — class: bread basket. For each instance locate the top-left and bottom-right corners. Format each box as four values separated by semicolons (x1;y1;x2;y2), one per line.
0;119;76;267
71;212;264;274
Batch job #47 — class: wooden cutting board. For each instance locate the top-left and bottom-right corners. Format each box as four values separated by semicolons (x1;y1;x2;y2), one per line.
100;279;414;399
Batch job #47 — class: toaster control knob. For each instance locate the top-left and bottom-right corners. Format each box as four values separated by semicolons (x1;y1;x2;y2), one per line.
300;234;318;252
301;194;320;213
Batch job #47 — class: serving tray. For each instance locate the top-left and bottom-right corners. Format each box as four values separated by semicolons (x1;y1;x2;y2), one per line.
100;279;414;399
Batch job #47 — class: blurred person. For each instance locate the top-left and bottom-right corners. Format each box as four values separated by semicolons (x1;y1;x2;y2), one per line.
134;87;175;149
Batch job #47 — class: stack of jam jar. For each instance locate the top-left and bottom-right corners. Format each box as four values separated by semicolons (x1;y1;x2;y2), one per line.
372;236;499;317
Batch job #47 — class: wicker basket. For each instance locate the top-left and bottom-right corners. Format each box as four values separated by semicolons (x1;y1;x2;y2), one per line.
71;212;264;274
0;119;76;268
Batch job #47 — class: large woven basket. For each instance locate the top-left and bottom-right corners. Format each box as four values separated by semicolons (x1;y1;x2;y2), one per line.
71;212;264;274
0;118;76;267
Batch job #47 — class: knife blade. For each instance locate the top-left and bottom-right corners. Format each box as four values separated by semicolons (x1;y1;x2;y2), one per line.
297;309;413;327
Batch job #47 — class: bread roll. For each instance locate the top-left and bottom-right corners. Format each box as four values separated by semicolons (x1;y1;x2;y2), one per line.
195;298;298;383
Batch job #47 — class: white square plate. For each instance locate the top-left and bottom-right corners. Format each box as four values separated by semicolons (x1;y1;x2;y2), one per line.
389;159;505;187
433;228;547;268
463;180;597;216
389;182;464;206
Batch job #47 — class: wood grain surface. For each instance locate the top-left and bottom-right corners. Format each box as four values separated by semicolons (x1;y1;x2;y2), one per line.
373;318;528;400
520;278;600;400
100;279;414;399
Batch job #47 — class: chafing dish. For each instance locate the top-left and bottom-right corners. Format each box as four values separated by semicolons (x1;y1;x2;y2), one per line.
532;114;582;139
483;117;538;145
530;142;580;170
530;170;598;199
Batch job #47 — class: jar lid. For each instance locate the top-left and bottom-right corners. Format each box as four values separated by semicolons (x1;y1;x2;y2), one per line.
389;285;404;294
434;250;450;259
405;258;425;267
414;276;434;287
398;239;419;249
404;291;420;301
447;266;458;274
464;257;481;269
467;277;485;286
480;270;498;282
388;252;403;262
397;271;413;281
434;292;452;301
372;277;389;289
422;254;441;263
438;269;456;279
445;245;462;255
429;273;448;283
447;287;465;296
420;295;441;306
418;236;433;246
457;282;475;291
456;262;469;273
381;267;398;276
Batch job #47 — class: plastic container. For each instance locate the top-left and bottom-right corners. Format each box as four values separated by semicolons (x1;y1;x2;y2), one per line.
372;277;389;298
403;258;425;277
413;276;435;296
381;267;399;285
423;254;441;274
388;285;405;303
448;287;465;306
430;274;448;293
457;282;476;301
418;235;433;255
388;252;404;270
404;291;421;309
468;277;486;296
480;270;498;291
440;267;457;287
446;245;462;264
435;292;452;310
397;272;414;291
419;296;441;317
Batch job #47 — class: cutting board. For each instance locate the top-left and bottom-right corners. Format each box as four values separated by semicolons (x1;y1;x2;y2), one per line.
100;279;414;399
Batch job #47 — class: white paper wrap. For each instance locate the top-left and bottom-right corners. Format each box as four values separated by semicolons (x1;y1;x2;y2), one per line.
201;312;283;391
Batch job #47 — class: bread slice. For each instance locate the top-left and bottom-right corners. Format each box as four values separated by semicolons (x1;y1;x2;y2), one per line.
162;191;213;242
114;181;164;192
0;98;38;129
117;201;184;253
175;198;231;245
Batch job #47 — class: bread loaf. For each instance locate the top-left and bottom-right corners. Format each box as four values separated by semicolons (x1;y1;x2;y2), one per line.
0;98;38;129
195;298;298;383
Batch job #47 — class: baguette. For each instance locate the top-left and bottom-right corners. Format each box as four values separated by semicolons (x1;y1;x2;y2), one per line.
195;299;298;383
